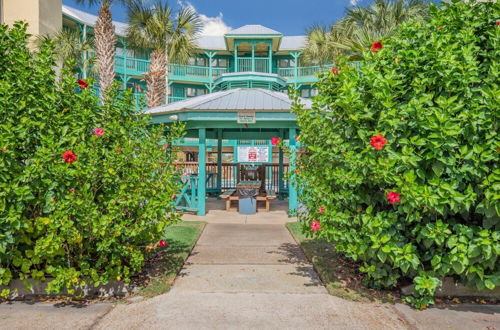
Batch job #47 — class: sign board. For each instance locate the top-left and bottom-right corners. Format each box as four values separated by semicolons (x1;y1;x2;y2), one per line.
237;146;269;163
237;111;256;124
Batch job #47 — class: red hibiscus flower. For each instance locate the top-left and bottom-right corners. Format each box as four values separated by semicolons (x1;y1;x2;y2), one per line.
159;240;167;248
173;163;179;168
294;169;299;176
62;150;77;163
172;194;177;200
387;192;401;204
371;40;383;52
319;206;325;213
310;221;321;232
437;26;443;30
496;21;500;26
331;67;339;74
370;134;387;150
163;142;169;149
93;128;105;136
271;137;280;146
77;79;88;89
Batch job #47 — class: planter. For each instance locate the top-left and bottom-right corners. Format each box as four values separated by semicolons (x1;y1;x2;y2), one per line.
1;278;136;300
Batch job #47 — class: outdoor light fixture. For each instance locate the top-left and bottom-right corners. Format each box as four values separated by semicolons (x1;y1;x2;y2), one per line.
169;115;179;121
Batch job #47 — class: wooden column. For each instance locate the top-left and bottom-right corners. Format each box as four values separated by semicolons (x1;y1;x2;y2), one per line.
217;128;223;195
288;128;298;213
197;128;206;216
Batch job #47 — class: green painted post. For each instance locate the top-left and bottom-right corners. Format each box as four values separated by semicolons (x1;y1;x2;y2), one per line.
288;128;298;213
122;39;128;90
278;129;284;200
251;42;255;72
234;41;238;72
268;41;272;73
217;128;223;195
205;51;216;93
197;128;206;216
292;52;300;87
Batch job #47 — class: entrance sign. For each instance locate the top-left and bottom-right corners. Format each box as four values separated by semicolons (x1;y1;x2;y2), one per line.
237;111;256;124
237;146;269;163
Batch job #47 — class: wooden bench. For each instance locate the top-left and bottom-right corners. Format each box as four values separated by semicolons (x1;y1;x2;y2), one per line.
220;189;237;211
220;189;277;212
256;190;277;212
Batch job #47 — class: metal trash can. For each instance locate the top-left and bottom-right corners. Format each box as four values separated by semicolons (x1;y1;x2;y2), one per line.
238;188;258;214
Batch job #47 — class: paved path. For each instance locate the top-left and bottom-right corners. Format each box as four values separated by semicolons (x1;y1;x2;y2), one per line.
1;221;499;329
94;223;406;330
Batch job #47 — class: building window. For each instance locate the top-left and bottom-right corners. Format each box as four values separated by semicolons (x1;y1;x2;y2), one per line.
300;88;317;98
278;59;296;68
301;89;309;98
186;87;207;98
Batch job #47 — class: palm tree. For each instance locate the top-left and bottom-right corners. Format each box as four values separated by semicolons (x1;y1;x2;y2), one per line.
76;0;128;103
126;0;202;107
304;0;429;62
36;29;97;79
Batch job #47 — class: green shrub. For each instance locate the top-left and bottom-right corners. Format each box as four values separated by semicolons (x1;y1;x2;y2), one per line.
0;23;184;297
292;0;499;308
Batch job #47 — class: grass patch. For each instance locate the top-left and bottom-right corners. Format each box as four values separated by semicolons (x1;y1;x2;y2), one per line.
286;221;397;303
134;221;205;299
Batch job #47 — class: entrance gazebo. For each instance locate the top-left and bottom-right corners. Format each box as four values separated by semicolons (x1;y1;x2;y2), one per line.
145;88;311;216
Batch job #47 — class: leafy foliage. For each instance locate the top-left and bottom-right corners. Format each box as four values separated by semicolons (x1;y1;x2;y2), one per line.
0;23;184;297
292;1;499;308
303;0;429;63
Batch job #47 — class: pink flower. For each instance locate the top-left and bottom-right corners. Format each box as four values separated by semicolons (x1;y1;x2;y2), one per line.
172;194;177;199
387;192;401;204
331;67;339;74
159;240;167;248
69;188;75;193
310;220;321;232
319;206;325;213
93;128;104;136
271;137;280;146
163;143;169;149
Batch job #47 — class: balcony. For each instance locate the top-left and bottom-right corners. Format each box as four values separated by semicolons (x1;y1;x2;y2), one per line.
113;55;330;83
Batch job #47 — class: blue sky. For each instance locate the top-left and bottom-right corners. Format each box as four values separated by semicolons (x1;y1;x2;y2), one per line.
62;0;374;36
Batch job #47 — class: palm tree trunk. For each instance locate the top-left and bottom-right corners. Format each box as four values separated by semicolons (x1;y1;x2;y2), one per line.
145;49;167;108
94;3;116;104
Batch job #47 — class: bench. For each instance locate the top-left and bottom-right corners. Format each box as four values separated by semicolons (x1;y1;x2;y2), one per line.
219;189;277;212
220;189;237;211
256;190;277;212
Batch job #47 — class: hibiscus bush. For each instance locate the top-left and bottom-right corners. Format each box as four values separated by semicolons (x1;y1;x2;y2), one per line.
0;23;183;297
292;0;499;308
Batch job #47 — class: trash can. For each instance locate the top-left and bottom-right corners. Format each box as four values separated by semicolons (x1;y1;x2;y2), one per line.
238;188;258;214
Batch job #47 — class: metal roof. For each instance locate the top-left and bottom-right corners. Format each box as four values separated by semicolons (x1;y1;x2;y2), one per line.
226;25;281;35
62;6;305;51
280;36;307;50
62;5;129;36
145;88;312;115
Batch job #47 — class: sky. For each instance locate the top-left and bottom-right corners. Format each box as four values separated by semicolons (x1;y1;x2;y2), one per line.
62;0;374;36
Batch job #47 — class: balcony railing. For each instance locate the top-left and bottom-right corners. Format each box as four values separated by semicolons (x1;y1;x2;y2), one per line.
113;55;330;83
236;58;269;73
115;55;150;75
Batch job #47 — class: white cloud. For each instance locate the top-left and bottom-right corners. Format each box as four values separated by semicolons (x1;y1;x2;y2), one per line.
350;0;361;6
177;1;231;36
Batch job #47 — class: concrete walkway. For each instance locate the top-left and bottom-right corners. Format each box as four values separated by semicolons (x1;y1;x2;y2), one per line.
94;222;406;330
1;218;499;329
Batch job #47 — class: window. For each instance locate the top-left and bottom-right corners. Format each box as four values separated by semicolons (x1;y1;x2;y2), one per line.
300;88;317;98
278;59;296;68
186;87;207;98
310;89;318;97
211;58;228;67
301;89;309;98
